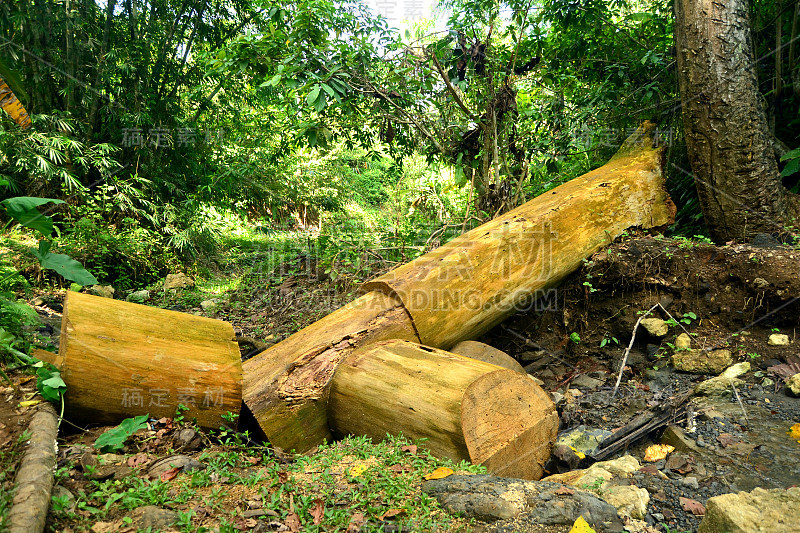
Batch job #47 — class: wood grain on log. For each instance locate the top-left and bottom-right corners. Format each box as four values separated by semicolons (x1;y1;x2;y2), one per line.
329;340;558;479
59;291;241;429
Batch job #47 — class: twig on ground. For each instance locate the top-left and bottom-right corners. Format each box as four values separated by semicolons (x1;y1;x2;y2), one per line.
612;303;659;398
729;379;749;425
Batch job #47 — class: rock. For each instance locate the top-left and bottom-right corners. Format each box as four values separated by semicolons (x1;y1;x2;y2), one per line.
602;485;649;520
97;453;125;464
674;333;692;351
527;375;545;386
86;463;132;481
768;333;790;346
544;455;640;487
129;506;180;530
786;373;800;397
752;278;770;289
553;426;614;457
126;290;150;303
660;425;700;454
200;299;219;312
422;475;624;530
163;273;194;291
640;318;668;337
751;233;781;248
449;340;526;374
51;485;76;511
698;487;800;533
645;344;661;357
550;392;564;405
571;374;605;389
175;428;203;451
672;349;733;374
146;454;204;478
693;362;750;396
88;285;115;299
682;477;700;490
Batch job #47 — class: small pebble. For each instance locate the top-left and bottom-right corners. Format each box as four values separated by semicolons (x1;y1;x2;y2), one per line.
681;476;699;489
651;512;665;521
696;436;705;447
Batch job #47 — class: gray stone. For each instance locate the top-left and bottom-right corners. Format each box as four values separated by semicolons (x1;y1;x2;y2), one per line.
640;318;668;337
422;475;624;531
698;487;800;533
88;285;115;299
129;506;179;530
768;333;790;346
200;299;219;312
786;373;800;397
674;333;692;351
163;273;194;291
601;485;649;520
752;278;770;289
673;349;733;374
660;425;700;454
693;363;749;396
571;374;605;389
51;485;76;511
175;428;203;451
146;454;204;478
682;477;700;490
126;290;150;303
553;426;614;457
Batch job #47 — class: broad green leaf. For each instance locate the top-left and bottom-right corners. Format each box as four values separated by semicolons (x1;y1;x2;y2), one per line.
779;148;800;161
321;83;335;97
781;158;800;177
314;91;327;112
30;249;98;285
94;414;149;453
1;197;64;236
306;85;321;107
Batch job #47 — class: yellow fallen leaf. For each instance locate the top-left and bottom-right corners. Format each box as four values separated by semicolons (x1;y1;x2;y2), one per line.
568;515;596;533
643;444;674;462
423;467;453;480
569;446;586;460
19;400;42;408
788;423;800;443
348;464;368;477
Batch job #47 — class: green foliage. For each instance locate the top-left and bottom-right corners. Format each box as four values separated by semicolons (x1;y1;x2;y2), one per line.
34;362;67;404
569;332;581;345
94;415;149;453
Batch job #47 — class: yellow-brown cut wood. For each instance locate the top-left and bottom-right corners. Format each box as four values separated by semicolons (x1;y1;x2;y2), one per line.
329;339;557;479
449;340;526;373
58;291;241;429
244;122;672;454
0;76;31;129
362;122;674;349
242;291;418;453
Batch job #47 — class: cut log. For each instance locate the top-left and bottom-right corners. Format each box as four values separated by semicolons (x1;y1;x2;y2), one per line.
243;291;419;452
362;122;674;349
58;291;241;429
244;122;673;454
449;340;526;374
329;339;558;479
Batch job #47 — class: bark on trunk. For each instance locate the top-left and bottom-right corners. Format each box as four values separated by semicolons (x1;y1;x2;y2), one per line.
58;292;241;429
675;0;798;242
328;340;558;479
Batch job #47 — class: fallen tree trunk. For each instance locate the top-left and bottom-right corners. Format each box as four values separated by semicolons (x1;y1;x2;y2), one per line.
362;123;674;349
329;340;558;479
244;122;674;453
58;291;241;429
243;291;419;451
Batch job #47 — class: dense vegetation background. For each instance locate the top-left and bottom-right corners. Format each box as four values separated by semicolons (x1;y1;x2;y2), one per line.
1;0;799;354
